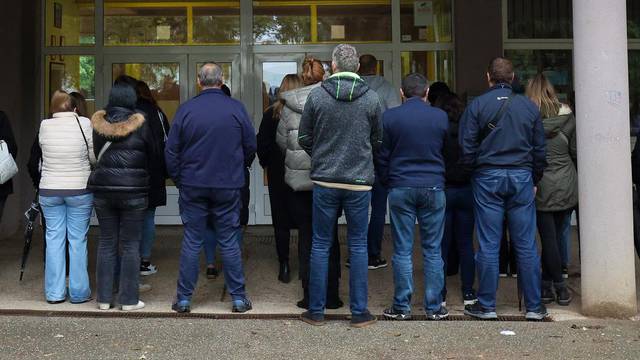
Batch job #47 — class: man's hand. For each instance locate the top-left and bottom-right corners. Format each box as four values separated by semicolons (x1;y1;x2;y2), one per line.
533;186;538;195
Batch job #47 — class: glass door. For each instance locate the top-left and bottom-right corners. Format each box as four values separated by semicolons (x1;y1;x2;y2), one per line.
103;54;188;224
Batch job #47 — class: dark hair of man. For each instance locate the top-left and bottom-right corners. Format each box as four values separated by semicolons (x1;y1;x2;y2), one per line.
487;57;514;85
402;73;429;98
221;84;231;97
358;54;378;76
107;82;137;110
427;81;451;105
114;74;138;88
434;92;465;123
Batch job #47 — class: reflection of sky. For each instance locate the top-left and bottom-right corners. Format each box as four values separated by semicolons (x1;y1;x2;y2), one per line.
263;62;298;91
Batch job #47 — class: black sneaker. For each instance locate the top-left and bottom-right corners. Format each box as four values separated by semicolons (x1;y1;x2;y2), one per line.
525;305;549;321
464;302;497;320
383;306;411;320
426;306;449;320
232;298;253;313
541;287;555;304
463;291;478;305
140;262;158;276
206;267;219;280
172;300;191;313
350;311;377;328
368;257;388;270
555;286;573;306
300;311;326;326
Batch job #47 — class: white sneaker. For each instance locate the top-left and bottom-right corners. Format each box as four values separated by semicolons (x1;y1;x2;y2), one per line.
122;301;145;311
139;283;152;293
140;263;158;276
98;303;111;310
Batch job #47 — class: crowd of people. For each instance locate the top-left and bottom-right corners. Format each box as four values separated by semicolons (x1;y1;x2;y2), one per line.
13;42;591;327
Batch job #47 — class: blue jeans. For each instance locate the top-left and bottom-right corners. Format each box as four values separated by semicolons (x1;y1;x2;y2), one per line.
177;186;246;302
367;179;388;259
309;186;370;316
140;208;156;261
204;223;217;265
559;210;572;268
442;185;475;297
40;193;93;303
472;168;542;312
388;187;445;312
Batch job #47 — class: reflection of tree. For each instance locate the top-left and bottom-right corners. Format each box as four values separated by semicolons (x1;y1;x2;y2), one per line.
254;15;310;44
193;16;240;43
79;56;95;98
105;15;186;44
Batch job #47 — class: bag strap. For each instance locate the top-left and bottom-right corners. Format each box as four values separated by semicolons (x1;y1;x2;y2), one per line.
97;141;112;162
74;115;91;162
479;93;513;143
157;110;168;142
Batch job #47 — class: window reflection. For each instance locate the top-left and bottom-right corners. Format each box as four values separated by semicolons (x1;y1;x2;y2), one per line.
400;0;452;43
46;55;96;116
46;0;95;46
401;51;453;86
505;49;573;103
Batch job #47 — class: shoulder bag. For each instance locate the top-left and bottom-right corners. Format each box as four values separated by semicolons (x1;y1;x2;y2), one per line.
0;140;18;184
478;93;513;144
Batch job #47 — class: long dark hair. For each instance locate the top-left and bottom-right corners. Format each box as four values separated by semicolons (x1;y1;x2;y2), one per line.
135;81;157;106
69;91;88;117
107;82;137;110
435;92;465;123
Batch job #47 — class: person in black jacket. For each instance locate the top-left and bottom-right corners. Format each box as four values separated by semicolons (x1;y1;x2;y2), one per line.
256;74;301;283
435;92;477;307
88;82;157;311
459;57;548;321
134;80;170;277
0;111;17;222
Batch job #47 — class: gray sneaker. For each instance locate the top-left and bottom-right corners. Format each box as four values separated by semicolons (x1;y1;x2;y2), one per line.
525;305;549;321
464;303;498;320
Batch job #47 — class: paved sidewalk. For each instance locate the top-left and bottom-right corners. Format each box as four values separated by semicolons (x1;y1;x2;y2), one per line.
0;225;600;320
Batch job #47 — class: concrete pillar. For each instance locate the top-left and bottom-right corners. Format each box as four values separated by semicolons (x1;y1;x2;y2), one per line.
573;0;637;318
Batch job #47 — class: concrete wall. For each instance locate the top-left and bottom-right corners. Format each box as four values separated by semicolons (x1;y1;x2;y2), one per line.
454;0;503;100
0;1;40;238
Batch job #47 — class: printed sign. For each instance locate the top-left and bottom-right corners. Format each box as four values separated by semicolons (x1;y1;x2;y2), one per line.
414;1;434;27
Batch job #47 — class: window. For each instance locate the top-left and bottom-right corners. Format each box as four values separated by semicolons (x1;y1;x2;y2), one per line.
45;55;96;116
400;0;452;43
193;6;241;44
401;51;454;86
45;0;95;46
507;0;573;39
506;49;573;103
317;3;392;43
253;2;311;44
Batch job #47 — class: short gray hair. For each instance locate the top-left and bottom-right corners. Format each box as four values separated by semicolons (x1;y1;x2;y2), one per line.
332;44;359;73
198;62;223;87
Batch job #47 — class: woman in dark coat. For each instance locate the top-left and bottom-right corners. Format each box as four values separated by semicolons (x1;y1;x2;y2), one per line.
256;74;301;283
89;82;157;311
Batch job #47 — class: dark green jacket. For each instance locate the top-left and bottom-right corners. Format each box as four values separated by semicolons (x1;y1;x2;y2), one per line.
535;105;578;212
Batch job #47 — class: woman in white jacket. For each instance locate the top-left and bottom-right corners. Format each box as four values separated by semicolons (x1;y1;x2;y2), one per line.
39;90;96;304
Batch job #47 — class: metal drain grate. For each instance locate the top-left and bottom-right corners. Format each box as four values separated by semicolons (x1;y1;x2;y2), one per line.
0;309;552;322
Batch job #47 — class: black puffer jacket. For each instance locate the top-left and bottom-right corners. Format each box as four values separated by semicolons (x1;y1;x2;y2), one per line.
88;107;154;198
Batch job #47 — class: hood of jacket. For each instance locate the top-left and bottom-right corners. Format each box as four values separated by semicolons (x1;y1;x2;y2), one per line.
542;104;573;138
280;83;320;114
321;72;370;102
92;109;145;141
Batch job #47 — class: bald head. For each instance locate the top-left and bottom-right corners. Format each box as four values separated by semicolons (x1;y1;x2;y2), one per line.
198;62;224;89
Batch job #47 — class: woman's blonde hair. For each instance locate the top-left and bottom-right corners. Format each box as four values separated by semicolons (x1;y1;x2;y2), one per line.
526;73;561;118
273;74;303;119
50;90;73;114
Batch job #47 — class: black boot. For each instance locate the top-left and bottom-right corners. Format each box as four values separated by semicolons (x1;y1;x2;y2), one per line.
297;288;309;309
555;282;573;306
278;262;291;284
541;281;554;304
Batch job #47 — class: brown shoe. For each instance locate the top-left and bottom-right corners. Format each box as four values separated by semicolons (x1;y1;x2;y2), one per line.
300;311;326;326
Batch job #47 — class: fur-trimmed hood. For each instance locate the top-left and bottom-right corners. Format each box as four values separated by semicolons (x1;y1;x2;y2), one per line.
91;110;145;140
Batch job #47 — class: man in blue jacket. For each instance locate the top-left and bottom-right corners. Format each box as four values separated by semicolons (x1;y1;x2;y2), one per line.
459;57;547;320
377;73;450;321
166;62;257;313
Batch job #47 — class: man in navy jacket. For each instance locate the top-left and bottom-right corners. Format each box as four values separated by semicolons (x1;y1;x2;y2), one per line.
377;73;450;321
459;57;547;320
166;62;257;313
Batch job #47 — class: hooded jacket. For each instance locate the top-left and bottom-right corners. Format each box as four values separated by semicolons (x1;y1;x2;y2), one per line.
276;83;320;191
535;104;578;212
361;75;401;112
298;72;383;187
88;107;155;198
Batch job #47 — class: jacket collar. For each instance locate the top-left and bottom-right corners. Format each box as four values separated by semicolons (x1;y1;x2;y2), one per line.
52;111;77;118
92;110;145;140
198;88;226;97
489;83;513;91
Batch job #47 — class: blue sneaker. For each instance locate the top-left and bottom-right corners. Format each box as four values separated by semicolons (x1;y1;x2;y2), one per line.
232;298;253;313
171;300;191;313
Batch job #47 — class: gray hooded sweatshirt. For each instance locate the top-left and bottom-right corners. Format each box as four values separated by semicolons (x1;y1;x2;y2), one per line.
298;72;383;187
276;83;320;191
361;75;401;111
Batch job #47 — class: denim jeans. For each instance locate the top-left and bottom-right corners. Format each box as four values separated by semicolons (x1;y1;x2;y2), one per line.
177;186;246;302
442;185;475;298
472;168;542;312
388;187;445;312
140;208;156;261
40;193;93;303
309;186;370;316
367;179;388;259
559;210;572;268
95;196;147;306
537;210;571;283
204;222;243;265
